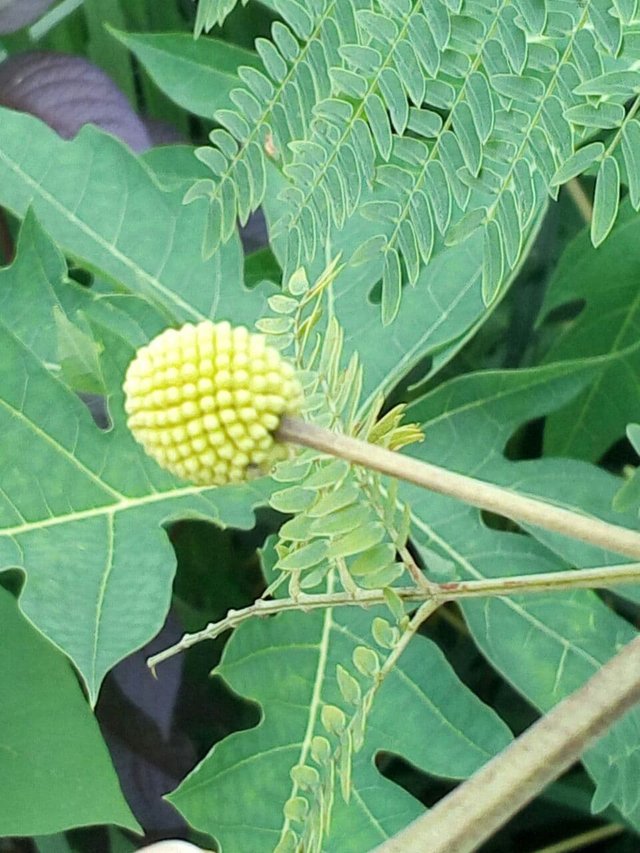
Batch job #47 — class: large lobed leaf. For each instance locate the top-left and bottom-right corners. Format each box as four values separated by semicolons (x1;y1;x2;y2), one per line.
0;586;139;835
169;603;511;852
405;359;640;825
0;115;272;703
540;200;640;461
0;106;260;327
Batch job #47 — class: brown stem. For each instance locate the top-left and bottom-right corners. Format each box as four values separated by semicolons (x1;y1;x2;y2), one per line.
372;634;640;853
566;178;593;224
277;417;640;560
147;562;640;670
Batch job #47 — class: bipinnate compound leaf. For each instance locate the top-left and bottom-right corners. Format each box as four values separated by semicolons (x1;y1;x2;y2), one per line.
0;211;270;705
189;0;639;321
0;587;140;835
406;361;640;826
168;606;511;852
262;164;547;411
541;201;640;461
111;29;260;119
0;106;259;328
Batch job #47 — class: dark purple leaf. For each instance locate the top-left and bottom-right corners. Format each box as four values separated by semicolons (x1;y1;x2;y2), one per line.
97;611;196;835
0;51;151;151
239;208;269;254
0;0;55;34
111;610;185;741
143;116;186;146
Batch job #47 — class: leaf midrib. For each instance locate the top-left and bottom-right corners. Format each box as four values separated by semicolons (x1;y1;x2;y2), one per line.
0;483;214;539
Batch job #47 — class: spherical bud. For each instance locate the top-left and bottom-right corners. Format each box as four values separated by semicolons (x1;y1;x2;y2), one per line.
123;321;303;485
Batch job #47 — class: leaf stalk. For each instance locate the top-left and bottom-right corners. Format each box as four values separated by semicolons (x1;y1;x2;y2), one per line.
277;416;640;560
372;633;640;853
147;562;640;670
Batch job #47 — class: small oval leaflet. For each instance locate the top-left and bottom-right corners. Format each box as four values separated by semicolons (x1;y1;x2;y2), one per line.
372;617;398;650
283;796;309;823
353;646;380;678
270;486;316;513
309;503;374;537
310;735;331;765
336;664;362;706
591;156;620;248
358;561;404;589
307;483;360;517
277;538;328;572
321;704;346;735
326;523;386;559
278;513;315;542
290;764;320;790
349;542;396;576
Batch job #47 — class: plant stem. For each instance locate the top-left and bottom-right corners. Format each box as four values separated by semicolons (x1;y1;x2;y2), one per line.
372;633;640;853
147;562;640;670
277;416;640;560
533;823;624;853
565;178;593;224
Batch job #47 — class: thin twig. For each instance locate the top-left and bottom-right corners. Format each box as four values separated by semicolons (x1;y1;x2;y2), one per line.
372;634;640;853
147;562;640;670
277;416;640;560
533;823;624;853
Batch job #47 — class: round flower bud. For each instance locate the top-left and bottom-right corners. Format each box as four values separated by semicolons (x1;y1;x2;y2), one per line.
123;321;303;485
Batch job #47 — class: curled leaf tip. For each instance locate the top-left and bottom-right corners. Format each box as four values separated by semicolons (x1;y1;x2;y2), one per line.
123;320;303;485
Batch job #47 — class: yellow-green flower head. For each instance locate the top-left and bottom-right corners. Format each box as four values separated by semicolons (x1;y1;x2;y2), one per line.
123;321;303;486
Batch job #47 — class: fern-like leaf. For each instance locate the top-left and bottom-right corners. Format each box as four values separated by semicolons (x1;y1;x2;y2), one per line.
192;0;640;320
194;0;248;33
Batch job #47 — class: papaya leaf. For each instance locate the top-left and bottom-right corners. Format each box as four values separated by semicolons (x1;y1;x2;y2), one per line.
406;360;640;826
168;605;512;852
0;586;140;835
541;200;640;461
0;106;262;327
0;215;270;705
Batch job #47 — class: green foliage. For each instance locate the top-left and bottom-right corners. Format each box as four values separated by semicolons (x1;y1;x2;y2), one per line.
0;108;258;326
169;586;511;852
0;586;139;835
541;200;640;461
189;0;640;321
0;191;269;705
1;1;640;851
110;29;260;118
405;361;640;822
615;424;640;515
